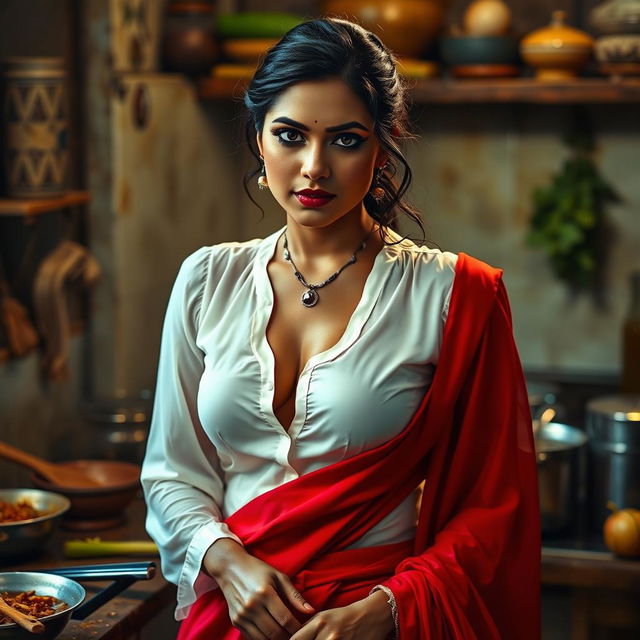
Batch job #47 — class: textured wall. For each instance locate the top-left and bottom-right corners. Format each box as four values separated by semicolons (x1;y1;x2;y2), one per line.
404;103;639;375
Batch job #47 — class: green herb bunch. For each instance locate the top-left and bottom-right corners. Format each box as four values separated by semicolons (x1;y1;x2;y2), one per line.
526;121;620;294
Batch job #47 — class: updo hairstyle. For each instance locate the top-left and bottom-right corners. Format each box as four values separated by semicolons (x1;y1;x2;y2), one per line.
242;16;426;245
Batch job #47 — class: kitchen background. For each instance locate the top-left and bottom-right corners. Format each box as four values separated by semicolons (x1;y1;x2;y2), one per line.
0;0;639;638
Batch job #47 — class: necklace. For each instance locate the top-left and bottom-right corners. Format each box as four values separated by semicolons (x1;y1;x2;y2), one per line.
283;226;374;308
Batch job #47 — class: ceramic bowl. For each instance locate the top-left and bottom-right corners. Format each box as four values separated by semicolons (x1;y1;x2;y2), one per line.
520;10;594;80
321;0;450;58
221;38;279;63
440;35;519;65
595;34;640;75
0;489;70;564
31;460;140;531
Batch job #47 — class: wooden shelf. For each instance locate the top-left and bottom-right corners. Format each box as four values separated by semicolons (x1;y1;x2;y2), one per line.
198;76;640;104
0;190;91;218
409;77;640;104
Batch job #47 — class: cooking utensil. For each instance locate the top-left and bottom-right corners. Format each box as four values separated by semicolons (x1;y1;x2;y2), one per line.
0;442;101;489
0;596;44;634
0;562;155;639
0;490;70;564
586;394;640;532
30;460;141;531
535;421;588;534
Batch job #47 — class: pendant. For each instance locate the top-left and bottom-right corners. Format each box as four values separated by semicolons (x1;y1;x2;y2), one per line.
301;289;319;307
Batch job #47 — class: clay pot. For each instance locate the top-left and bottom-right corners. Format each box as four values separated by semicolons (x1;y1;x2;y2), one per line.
520;10;594;80
161;1;219;76
31;460;141;531
321;0;451;58
463;0;512;37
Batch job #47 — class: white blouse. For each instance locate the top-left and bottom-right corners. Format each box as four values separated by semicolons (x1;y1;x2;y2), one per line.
141;224;458;620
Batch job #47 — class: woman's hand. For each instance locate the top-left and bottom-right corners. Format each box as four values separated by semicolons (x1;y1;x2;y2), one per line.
203;538;315;640
290;590;395;640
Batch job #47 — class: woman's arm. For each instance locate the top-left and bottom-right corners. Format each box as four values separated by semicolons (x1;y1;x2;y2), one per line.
141;247;315;636
141;248;244;620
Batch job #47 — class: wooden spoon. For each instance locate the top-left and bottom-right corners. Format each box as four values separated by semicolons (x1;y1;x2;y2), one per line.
0;440;102;489
0;596;45;634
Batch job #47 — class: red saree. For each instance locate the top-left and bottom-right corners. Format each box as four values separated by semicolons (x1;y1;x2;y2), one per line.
178;252;541;639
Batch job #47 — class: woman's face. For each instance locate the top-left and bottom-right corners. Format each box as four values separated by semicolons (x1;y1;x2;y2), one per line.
256;76;386;229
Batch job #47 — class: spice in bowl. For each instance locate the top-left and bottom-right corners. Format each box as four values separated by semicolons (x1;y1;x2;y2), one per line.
0;589;68;622
0;499;48;523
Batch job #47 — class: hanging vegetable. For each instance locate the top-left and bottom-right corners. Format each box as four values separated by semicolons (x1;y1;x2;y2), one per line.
526;110;621;298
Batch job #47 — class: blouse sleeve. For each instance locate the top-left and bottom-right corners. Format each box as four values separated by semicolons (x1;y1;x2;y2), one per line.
140;246;243;621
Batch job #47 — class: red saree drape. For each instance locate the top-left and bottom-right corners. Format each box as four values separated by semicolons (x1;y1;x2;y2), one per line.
177;253;541;640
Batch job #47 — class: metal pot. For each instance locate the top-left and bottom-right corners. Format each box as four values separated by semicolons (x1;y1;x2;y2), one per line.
527;380;565;423
535;421;587;534
0;572;85;639
0;489;70;564
0;561;154;639
83;395;152;465
586;394;640;531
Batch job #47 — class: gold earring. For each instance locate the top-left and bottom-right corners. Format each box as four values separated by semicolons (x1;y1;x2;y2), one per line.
371;186;385;201
370;164;386;201
258;156;269;189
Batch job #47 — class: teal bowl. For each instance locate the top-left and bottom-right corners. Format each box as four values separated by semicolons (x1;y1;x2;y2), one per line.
440;35;520;66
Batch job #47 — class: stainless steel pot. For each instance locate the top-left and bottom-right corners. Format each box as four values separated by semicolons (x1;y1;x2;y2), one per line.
0;572;85;640
83;395;152;464
586;394;640;531
0;562;155;639
0;490;70;564
535;421;587;534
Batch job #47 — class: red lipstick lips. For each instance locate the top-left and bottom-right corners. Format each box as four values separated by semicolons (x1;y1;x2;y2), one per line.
295;188;335;197
294;188;335;208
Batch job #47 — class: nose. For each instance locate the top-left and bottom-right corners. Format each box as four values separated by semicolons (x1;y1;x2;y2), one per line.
300;141;330;182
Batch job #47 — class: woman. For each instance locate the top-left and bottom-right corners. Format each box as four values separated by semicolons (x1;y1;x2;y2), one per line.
141;17;540;640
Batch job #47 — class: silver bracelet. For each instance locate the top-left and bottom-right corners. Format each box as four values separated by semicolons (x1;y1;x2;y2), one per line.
370;584;399;639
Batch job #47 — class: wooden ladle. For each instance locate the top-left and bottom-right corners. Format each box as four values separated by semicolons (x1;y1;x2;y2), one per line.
0;596;45;634
0;440;102;489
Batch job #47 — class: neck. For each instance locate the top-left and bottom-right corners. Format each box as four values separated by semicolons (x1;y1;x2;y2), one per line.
283;208;379;265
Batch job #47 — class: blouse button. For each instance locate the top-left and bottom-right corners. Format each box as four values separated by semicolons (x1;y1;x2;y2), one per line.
266;381;274;390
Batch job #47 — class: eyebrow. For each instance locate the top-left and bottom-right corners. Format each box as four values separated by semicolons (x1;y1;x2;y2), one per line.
271;117;370;133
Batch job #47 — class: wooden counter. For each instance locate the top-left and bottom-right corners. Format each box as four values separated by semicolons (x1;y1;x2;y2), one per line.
542;536;640;638
5;497;640;639
3;496;175;640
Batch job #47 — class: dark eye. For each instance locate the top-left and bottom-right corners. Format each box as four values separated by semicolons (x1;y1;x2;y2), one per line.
334;133;363;148
273;128;303;145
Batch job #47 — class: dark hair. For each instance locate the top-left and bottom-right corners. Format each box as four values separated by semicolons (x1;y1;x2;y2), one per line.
241;16;427;246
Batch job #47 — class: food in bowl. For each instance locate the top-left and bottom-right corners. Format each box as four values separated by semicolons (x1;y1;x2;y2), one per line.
0;490;71;563
0;499;49;523
0;572;86;639
0;590;68;622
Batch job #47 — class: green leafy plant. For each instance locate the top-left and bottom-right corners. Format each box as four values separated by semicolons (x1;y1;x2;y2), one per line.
527;121;620;295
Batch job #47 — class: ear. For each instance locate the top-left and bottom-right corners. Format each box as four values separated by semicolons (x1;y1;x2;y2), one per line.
256;131;264;158
375;150;389;168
